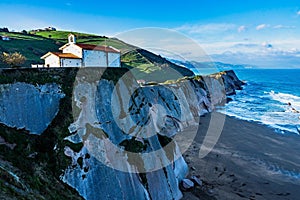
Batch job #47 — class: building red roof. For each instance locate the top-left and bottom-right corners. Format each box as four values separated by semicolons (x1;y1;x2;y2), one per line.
75;44;120;53
41;52;80;59
51;52;81;59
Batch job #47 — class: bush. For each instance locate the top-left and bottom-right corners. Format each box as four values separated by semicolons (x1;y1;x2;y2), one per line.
1;52;26;68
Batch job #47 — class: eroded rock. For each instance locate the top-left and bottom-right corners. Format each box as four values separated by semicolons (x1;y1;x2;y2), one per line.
181;179;194;190
0;83;65;134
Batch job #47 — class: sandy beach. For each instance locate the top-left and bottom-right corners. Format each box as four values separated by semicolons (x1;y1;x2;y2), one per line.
181;112;300;200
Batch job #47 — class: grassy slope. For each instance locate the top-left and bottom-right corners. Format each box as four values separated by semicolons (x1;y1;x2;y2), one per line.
32;30;136;53
0;30;194;81
0;32;61;67
121;49;194;82
0;30;135;68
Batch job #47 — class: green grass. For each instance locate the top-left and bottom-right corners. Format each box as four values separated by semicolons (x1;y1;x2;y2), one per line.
31;30;135;52
0;32;61;67
31;30;99;40
121;49;194;82
121;50;151;67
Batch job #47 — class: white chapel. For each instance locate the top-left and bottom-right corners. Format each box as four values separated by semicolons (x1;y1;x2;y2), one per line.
38;34;121;68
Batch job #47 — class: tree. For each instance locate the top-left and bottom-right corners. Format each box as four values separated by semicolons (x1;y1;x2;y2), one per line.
1;52;26;68
0;27;9;32
21;30;28;34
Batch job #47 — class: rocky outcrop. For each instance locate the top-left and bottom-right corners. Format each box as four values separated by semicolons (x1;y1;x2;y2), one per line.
0;68;243;200
221;70;244;95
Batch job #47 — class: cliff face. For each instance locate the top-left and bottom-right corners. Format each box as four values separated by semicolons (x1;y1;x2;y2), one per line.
0;68;243;200
0;82;65;134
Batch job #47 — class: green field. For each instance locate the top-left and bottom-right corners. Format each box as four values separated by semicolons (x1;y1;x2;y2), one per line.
32;30;136;52
0;32;61;67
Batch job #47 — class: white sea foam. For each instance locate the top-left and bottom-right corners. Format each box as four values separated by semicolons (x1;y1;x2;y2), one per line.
269;91;300;110
219;89;300;135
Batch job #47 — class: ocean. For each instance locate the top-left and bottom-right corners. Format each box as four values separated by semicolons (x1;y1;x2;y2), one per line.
218;69;300;135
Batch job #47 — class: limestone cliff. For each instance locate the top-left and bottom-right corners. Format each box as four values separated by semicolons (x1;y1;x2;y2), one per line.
0;68;243;200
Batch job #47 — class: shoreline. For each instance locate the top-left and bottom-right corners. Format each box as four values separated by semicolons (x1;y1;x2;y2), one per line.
217;111;300;135
181;112;300;200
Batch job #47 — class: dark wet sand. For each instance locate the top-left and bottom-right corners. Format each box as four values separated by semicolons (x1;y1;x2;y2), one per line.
181;112;300;200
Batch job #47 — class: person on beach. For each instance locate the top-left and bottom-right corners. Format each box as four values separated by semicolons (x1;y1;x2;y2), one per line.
287;102;300;134
287;102;300;113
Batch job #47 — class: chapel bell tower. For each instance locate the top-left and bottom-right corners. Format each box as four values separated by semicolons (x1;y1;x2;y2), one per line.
68;34;76;44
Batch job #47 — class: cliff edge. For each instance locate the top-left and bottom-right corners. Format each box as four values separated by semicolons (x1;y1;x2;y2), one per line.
0;68;243;200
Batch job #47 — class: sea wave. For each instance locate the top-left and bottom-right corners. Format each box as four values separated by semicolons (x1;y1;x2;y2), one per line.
218;88;300;135
269;90;300;110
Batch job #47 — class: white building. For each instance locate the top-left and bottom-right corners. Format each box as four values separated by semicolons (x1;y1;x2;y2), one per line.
39;34;121;68
1;36;11;41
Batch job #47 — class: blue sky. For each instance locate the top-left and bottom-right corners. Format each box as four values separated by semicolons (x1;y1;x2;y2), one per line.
1;0;300;67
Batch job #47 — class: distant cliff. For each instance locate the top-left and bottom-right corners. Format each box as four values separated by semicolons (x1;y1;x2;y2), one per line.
0;68;243;200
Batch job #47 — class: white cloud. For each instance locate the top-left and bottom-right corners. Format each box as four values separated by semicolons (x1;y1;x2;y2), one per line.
273;25;284;29
273;25;296;29
233;43;259;48
238;25;246;33
211;49;300;68
297;10;300;16
156;36;300;68
117;27;212;62
207;39;300;68
172;22;300;67
256;24;269;30
175;23;236;34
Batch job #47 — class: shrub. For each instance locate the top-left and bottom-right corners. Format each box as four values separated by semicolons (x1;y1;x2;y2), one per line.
1;52;26;68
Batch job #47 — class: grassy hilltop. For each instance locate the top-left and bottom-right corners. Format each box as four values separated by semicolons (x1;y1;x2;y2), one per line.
0;30;193;82
0;30;134;67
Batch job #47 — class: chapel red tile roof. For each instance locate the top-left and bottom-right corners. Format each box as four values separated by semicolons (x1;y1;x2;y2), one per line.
75;44;120;53
42;52;80;59
51;52;80;59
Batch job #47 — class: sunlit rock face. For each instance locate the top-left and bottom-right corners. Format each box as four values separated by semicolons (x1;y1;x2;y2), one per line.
62;70;243;200
62;146;150;200
0;82;64;134
64;77;188;200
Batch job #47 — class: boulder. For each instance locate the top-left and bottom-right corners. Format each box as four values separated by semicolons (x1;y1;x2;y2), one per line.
191;175;203;186
181;179;194;190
